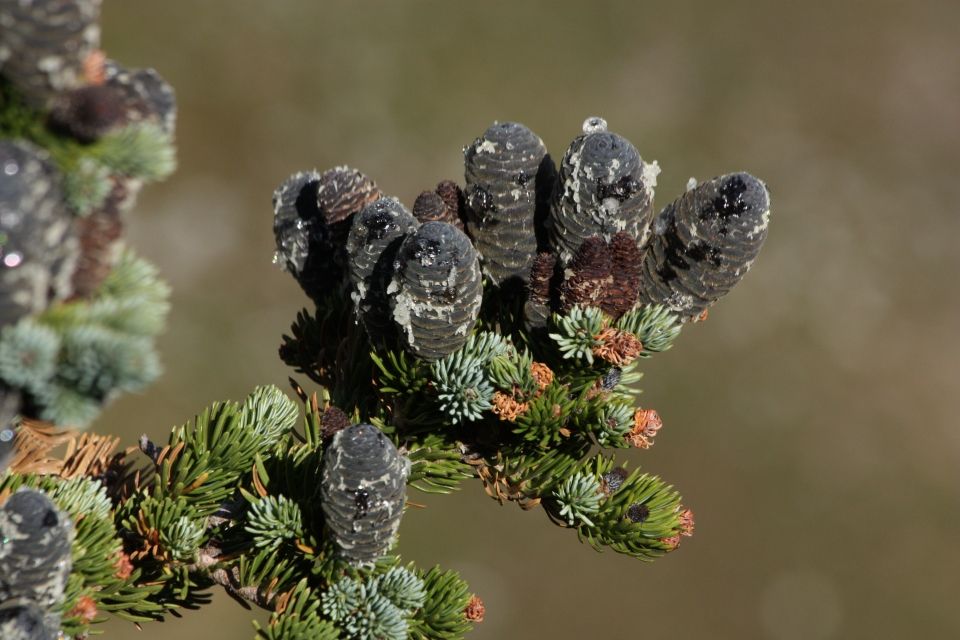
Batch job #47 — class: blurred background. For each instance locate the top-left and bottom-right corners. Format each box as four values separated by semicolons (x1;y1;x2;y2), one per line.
95;1;958;638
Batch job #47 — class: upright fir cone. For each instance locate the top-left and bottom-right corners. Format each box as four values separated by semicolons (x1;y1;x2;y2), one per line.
0;140;78;326
464;121;549;285
637;172;770;321
0;0;102;106
103;61;177;134
548;117;657;265
559;236;613;312
523;252;557;329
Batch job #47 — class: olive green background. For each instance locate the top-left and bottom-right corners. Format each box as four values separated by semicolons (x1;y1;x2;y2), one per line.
95;1;958;638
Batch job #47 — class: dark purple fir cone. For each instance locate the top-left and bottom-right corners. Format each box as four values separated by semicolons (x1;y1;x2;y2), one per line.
320;423;409;563
272;167;381;299
0;0;102;106
463;121;551;285
637;172;771;320
0;140;78;327
548;117;658;265
345;196;418;345
389;221;483;361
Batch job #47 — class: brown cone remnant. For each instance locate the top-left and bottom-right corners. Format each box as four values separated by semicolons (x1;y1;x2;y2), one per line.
678;507;695;537
559;236;613;312
464;595;486;623
70;204;123;298
527;253;556;307
601;231;643;318
435;179;466;229
591;327;643;367
413;190;456;227
320;406;350;440
491;391;529;422
48;84;128;143
530;362;554;390
627;408;662;449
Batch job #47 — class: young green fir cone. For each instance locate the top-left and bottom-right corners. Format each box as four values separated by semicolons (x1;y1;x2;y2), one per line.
320;423;410;563
463;121;550;286
637;172;771;321
548;116;658;265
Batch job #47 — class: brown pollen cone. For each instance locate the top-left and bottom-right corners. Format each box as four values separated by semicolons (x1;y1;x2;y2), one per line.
413;190;462;230
678;507;695;537
527;252;556;306
435;179;467;229
70;200;124;298
530;362;554;390
320;406;351;440
491;391;528;422
559;236;613;312
600;231;643;319
48;84;128;143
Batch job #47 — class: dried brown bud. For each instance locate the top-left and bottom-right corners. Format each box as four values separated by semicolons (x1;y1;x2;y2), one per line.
113;551;134;580
83;49;107;85
660;534;682;550
591;327;643;367
491;391;528;422
627;408;662;449
320;406;350;440
530;362;554;390
678;507;695;537
464;594;486;622
70;595;98;623
48;84;128;143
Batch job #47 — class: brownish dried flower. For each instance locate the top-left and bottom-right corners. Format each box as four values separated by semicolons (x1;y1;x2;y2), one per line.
70;595;98;623
114;551;134;579
678;507;695;537
627;408;662;449
530;362;554;390
464;594;486;622
591;327;643;366
695;309;709;322
491;391;528;422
